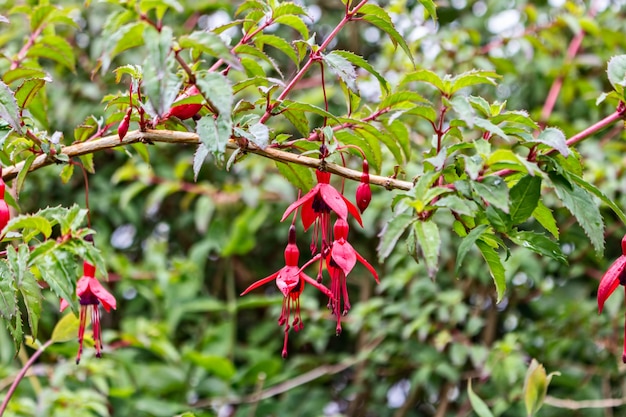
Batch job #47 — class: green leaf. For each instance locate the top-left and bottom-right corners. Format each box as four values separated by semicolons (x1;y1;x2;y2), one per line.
607;55;626;95
273;2;307;18
360;10;414;65
509;230;566;263
509;175;541;224
523;359;560;417
476;239;506;302
15;78;47;109
275;161;314;192
455;224;489;275
6;214;53;240
16;154;37;197
377;213;415;262
450;70;500;94
324;51;357;91
183;352;236;380
333;50;390;93
417;0;438;21
467;379;495;417
281;100;339;123
193;144;210;181
179;31;239;69
274;15;309;39
27;35;76;72
534;127;569;157
533;201;559;238
196;72;233;116
414;220;441;279
255;34;299;65
196;113;232;163
401;69;446;93
472;176;510;213
3;67;48;84
38;252;77;314
474;118;510;142
248;122;269;149
51;312;80;343
550;172;604;254
0;80;22;134
568;172;626;225
14;247;41;338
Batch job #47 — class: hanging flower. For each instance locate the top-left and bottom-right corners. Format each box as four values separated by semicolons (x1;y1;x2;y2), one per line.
300;218;379;334
60;261;117;364
0;172;10;231
281;170;362;253
240;225;333;357
598;235;626;363
355;159;371;213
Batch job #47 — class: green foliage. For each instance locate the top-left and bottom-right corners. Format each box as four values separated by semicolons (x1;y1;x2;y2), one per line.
1;0;626;416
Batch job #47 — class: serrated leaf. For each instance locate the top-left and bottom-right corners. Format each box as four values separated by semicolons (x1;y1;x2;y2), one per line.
274;15;309;39
180;31;240;69
3;67;48;84
333;50;390;93
275;161;314;191
568;172;626;225
0;261;17;325
467;379;495;417
39;252;78;314
550;172;604;254
281;100;340;123
532;201;559;238
60;164;75;184
474;118;510;142
15;78;47;109
196;72;233;116
248;122;269;149
472;176;510;213
509;230;566;263
282;104;309;136
6;215;53;240
476;239;506;302
334;130;379;173
535;127;569;157
273;2;307;18
324;52;357;91
451;70;500;94
18;266;41;338
607;55;626;94
0;80;22;134
197;113;232;163
27;35;76;72
16;154;36;196
509;175;541;224
255;34;299;65
193;143;209;179
361;12;414;65
377;213;415;261
400;69;446;93
414;220;440;278
455;224;489;275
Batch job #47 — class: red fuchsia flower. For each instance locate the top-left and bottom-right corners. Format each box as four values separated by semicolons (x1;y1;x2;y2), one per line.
163;85;203;120
598;235;626;363
118;107;132;141
0;175;10;231
240;225;333;358
281;170;363;253
355;160;371;214
300;218;379;334
60;261;117;364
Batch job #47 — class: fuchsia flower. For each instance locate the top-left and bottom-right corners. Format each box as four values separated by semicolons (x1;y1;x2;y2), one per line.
0;175;10;231
240;225;333;358
301;218;378;334
281;170;362;253
355;160;371;214
598;235;626;363
60;261;117;364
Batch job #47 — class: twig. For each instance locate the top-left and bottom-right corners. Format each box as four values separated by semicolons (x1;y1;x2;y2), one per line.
0;340;54;416
544;395;626;410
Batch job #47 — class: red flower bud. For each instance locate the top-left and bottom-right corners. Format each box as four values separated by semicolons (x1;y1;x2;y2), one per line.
165;85;203;120
118;108;132;141
0;179;9;232
356;182;371;213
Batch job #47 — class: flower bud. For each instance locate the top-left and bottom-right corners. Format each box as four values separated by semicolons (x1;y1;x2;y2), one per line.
118;108;132;141
165;85;203;120
356;183;371;213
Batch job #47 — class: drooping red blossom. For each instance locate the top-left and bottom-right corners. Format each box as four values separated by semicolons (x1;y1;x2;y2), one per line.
598;235;626;363
300;218;379;334
163;85;203;120
0;175;10;232
240;225;333;358
60;261;117;364
281;170;362;253
355;160;371;213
